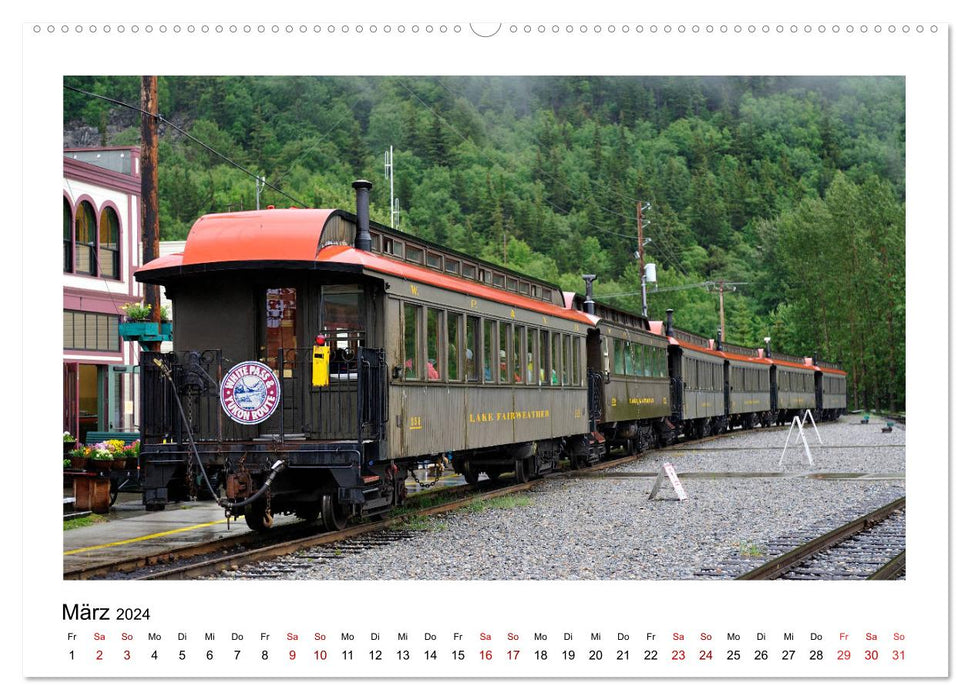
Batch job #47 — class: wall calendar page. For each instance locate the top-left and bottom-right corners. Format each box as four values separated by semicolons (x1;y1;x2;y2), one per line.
16;0;958;696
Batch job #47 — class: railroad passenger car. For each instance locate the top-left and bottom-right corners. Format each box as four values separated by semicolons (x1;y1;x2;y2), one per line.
721;338;774;430
135;181;596;530
769;351;819;424
580;299;672;453
661;312;728;438
815;360;848;421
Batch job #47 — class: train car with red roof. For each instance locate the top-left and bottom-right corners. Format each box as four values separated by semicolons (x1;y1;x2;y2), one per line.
135;181;597;530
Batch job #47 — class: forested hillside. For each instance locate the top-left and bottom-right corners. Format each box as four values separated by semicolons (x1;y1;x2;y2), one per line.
63;76;905;409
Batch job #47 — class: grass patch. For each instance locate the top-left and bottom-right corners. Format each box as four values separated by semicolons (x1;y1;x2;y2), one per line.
461;494;532;514
737;540;765;557
63;514;108;530
391;515;449;532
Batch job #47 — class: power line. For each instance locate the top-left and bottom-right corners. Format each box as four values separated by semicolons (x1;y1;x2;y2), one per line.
64;83;310;208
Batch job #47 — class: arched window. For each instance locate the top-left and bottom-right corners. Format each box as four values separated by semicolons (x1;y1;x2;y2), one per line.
99;207;120;279
74;201;97;276
63;197;73;273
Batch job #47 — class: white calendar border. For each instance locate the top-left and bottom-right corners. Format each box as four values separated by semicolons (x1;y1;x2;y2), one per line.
16;0;958;692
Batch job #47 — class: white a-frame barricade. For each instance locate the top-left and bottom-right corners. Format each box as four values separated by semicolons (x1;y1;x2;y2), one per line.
778;412;822;468
649;462;688;501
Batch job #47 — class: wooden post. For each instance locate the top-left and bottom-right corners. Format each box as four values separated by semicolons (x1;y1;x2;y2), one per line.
140;76;161;353
637;201;646;317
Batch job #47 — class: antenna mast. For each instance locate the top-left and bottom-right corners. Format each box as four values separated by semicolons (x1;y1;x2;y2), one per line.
384;146;400;228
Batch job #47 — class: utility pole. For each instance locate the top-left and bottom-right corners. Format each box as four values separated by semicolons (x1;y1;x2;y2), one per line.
718;280;727;344
709;280;749;343
637;201;651;318
255;175;266;210
140;75;161;353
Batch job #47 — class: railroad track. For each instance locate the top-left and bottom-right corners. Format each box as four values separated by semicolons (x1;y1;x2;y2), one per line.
74;450;643;581
735;497;905;581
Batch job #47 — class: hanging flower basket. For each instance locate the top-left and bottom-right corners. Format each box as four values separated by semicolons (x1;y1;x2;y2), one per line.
90;458;114;472
119;321;173;342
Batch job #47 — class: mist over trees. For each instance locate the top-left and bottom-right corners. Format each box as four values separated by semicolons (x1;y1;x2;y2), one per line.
64;75;906;409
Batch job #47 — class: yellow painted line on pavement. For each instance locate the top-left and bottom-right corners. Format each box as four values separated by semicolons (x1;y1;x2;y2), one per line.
64;519;228;556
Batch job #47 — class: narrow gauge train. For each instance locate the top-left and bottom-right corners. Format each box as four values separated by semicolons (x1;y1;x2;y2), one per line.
135;180;846;531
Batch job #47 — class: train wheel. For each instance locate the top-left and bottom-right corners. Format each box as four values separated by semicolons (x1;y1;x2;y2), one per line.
464;467;481;485
515;458;530;484
321;494;347;531
295;504;321;521
244;499;273;531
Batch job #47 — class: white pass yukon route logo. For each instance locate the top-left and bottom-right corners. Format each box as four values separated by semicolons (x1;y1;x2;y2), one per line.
220;361;280;425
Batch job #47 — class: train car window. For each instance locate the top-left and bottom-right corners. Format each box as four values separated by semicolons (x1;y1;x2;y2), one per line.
426;308;442;381
403;303;419;380
264;288;297;372
480;269;492;285
560;335;573;386
319;285;365;363
384;237;404;258
405;245;424;264
526;328;537;383
445;258;460;275
446;313;460;381
552;333;561;385
499;322;511;383
493;274;505;289
539;330;550;384
426;252;443;269
613;338;625;375
484;320;496;382
508;277;519;291
542;288;553;303
513;326;524;383
575;337;584;386
465;316;480;381
462;263;476;280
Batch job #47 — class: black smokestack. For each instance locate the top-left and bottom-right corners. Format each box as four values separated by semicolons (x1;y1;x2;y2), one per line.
716;328;723;351
666;309;674;336
764;337;772;358
581;274;597;314
352;179;373;252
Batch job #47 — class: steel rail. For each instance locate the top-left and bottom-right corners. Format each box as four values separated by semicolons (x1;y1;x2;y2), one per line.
735;496;906;580
134;481;537;580
867;550;906;580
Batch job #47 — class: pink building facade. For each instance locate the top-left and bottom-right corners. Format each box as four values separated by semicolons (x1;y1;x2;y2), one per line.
63;147;143;441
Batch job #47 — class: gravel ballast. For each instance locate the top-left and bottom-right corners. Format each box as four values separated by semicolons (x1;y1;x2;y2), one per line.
218;415;905;581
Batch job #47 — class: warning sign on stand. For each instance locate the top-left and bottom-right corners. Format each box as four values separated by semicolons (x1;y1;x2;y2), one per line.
649;462;688;501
